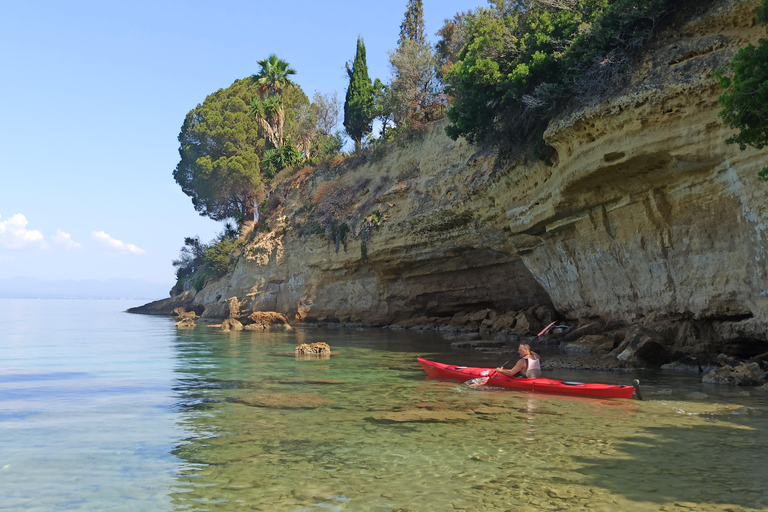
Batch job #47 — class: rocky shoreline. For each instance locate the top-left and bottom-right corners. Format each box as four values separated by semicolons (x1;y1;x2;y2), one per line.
129;294;768;387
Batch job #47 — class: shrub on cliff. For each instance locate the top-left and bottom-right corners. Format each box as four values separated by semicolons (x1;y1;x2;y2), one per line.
713;0;768;180
172;236;206;279
441;0;679;147
203;224;242;277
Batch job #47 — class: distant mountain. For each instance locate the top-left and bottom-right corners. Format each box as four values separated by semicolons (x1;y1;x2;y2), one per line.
0;277;172;299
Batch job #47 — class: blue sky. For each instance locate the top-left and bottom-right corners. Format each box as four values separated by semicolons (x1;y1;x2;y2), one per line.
0;0;478;287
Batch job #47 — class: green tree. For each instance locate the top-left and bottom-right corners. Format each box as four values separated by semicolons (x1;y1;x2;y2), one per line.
713;0;768;180
373;78;396;139
344;37;375;150
388;0;445;129
250;55;297;148
203;224;241;277
443;0;676;146
252;54;297;96
435;10;474;79
399;0;426;44
174;78;263;222
172;236;206;279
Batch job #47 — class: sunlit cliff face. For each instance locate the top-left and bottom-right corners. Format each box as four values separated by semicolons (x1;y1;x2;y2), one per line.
168;0;768;351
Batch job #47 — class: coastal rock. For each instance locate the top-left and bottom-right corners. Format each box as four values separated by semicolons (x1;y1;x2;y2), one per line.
450;339;504;349
491;311;518;331
228;297;244;319
173;317;196;329
214;318;243;331
613;326;670;367
246;311;292;331
127;290;202;316
560;335;614;354
513;311;544;335
173;308;198;320
295;342;331;356
661;357;706;372
702;363;762;386
561;321;606;342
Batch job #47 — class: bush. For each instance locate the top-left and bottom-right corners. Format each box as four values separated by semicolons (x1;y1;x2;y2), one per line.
443;0;679;147
193;273;208;292
713;0;768;180
200;224;242;278
172;236;206;279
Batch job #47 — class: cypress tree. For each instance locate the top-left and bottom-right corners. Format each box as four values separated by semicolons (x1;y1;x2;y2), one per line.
399;0;425;45
344;37;375;150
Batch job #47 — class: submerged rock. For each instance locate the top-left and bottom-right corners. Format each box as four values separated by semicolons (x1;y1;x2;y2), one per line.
661;357;705;372
367;410;470;423
236;392;334;409
702;363;762;386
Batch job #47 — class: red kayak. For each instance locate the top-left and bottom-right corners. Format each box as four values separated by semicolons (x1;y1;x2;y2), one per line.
417;358;637;399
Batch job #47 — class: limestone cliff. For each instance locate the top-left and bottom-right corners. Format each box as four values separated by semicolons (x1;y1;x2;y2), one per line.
136;0;768;362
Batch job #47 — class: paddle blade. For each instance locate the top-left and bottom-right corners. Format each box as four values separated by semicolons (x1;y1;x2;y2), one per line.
538;321;556;337
465;369;493;388
465;376;490;388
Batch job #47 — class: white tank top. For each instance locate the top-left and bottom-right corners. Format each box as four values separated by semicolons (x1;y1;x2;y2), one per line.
525;355;540;371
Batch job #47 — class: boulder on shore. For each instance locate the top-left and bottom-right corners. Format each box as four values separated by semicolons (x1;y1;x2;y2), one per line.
612;325;669;367
702;362;762;386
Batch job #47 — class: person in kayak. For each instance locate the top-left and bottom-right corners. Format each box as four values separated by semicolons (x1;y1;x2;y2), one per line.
495;344;541;378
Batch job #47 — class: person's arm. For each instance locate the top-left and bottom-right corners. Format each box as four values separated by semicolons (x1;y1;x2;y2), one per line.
496;358;526;377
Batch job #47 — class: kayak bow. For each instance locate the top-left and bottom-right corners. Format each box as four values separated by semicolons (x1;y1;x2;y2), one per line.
417;358;637;399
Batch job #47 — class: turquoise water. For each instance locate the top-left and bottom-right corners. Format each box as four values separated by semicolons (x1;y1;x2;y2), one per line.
1;299;767;511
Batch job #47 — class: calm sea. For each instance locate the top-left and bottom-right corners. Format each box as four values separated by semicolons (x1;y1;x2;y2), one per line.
1;299;767;511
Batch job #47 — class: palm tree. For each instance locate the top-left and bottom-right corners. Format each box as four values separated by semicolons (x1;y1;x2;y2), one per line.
252;54;296;96
250;95;285;147
251;55;297;150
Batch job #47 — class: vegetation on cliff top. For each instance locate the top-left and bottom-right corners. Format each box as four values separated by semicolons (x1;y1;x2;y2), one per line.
443;0;682;147
714;0;768;180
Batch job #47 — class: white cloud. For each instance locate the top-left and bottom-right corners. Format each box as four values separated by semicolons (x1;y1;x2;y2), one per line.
91;231;146;255
0;213;44;249
52;229;82;250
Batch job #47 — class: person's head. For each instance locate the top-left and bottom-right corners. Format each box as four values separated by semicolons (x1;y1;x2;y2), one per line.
518;343;531;356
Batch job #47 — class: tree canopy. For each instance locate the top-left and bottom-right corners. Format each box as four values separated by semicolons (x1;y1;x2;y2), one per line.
252;54;297;96
399;0;426;44
388;0;445;130
714;0;768;180
174;78;264;223
442;0;678;146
